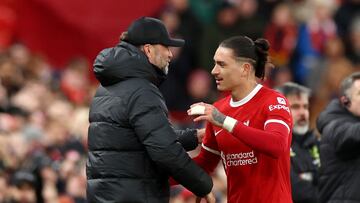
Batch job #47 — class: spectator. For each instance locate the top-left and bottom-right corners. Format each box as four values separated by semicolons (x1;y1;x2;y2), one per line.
310;36;355;128
199;1;239;72
317;72;360;203
277;82;320;203
264;3;298;67
348;16;360;65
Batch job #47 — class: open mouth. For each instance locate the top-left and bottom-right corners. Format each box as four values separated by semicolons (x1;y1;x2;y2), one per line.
297;120;308;126
215;78;223;84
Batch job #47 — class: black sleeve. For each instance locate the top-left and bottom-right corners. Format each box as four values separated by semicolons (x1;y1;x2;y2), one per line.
291;169;318;203
330;119;360;159
175;129;198;151
128;88;212;197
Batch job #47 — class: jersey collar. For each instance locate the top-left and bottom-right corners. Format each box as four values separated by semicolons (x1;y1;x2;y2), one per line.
230;84;263;107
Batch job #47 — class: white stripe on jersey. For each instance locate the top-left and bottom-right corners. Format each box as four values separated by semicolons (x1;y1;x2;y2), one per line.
201;143;221;156
264;119;290;134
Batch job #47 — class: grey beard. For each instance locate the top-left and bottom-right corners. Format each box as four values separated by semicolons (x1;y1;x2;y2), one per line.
293;124;309;135
163;65;169;75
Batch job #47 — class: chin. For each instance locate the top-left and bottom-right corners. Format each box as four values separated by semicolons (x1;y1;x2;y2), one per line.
217;85;228;92
293;125;309;135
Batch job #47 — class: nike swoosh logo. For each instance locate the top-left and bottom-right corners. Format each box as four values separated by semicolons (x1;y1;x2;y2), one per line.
214;129;223;136
243;120;250;126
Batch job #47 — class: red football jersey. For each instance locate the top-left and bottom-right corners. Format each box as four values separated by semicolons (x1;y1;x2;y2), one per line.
194;84;293;203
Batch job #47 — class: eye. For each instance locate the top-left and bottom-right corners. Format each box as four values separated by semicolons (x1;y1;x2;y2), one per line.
214;61;225;68
291;104;300;110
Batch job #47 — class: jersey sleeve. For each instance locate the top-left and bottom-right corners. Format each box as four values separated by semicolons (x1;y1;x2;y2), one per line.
201;122;220;156
264;94;292;134
231;93;292;158
193;122;221;174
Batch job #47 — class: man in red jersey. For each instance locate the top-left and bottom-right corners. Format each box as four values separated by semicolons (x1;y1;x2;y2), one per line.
188;36;293;203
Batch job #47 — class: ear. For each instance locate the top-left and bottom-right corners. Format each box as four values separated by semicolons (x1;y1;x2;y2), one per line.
142;44;152;58
340;95;351;107
242;62;252;75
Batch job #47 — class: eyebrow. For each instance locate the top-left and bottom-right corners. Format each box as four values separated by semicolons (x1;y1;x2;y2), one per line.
214;60;226;66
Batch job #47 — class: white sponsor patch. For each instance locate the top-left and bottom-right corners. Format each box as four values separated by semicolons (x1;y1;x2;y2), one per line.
269;104;290;113
221;150;258;167
277;97;286;105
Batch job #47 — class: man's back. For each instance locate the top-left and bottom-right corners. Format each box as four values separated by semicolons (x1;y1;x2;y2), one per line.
87;80;169;202
317;99;360;203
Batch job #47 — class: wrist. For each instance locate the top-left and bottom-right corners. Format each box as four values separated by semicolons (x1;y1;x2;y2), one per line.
223;116;237;132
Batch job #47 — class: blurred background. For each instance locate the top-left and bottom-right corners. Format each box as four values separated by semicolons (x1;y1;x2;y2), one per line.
0;0;359;202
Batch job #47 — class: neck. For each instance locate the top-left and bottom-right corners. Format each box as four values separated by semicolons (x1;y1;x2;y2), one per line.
231;80;258;101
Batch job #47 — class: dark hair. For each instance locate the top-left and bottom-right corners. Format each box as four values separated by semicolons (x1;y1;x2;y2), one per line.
220;36;270;78
120;31;129;42
275;82;311;98
340;72;360;97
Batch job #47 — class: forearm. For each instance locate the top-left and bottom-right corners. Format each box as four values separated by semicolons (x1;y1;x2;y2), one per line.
170;147;220;186
193;147;220;174
210;110;289;158
231;122;289;158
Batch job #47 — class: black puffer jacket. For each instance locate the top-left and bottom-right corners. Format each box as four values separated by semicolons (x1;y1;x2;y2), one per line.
317;99;360;203
291;131;320;203
86;41;212;203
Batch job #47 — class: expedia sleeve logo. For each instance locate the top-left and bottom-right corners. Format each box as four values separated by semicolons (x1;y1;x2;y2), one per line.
277;97;286;104
268;104;290;113
268;96;290;113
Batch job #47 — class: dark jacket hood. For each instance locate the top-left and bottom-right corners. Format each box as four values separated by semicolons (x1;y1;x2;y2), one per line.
93;41;166;86
317;99;350;133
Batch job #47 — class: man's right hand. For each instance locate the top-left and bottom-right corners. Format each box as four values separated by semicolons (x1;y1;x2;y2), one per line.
196;191;216;203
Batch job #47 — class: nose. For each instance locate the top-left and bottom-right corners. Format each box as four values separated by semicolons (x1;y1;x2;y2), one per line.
168;47;173;59
299;107;309;118
211;65;219;76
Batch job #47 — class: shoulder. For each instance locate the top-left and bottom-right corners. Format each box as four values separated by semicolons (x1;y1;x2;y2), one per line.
213;95;230;108
124;80;167;113
260;87;291;119
261;87;289;107
97;78;159;97
129;80;163;100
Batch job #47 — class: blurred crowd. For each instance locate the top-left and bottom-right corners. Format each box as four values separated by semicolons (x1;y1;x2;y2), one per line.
0;0;359;202
0;43;91;202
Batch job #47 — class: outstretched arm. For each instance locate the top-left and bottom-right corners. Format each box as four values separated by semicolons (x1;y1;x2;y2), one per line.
188;102;290;158
129;90;213;197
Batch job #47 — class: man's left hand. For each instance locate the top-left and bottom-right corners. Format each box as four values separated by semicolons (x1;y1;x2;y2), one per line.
188;102;225;127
